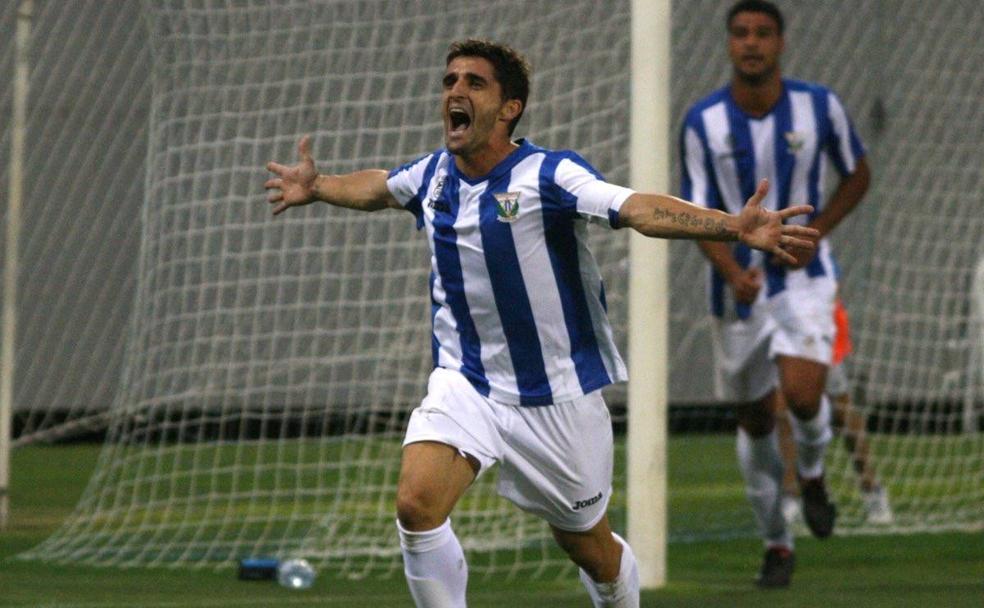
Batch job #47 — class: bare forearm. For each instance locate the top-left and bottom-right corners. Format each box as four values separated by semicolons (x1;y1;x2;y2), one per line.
697;240;744;281
620;193;738;240
313;170;399;212
810;158;870;237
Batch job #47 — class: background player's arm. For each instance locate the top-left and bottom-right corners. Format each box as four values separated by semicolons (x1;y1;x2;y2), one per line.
264;135;401;215
696;241;763;305
619;179;819;265
810;157;870;238
778;158;869;268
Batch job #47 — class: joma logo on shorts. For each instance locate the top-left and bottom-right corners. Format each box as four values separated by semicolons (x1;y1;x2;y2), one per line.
571;492;603;511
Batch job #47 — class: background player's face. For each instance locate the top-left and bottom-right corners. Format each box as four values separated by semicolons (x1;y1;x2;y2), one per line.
441;56;511;156
728;11;784;83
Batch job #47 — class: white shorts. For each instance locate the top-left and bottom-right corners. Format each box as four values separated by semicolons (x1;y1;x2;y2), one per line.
403;367;614;532
712;278;837;403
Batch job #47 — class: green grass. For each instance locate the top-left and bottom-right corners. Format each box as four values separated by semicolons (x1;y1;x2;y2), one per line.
1;442;982;607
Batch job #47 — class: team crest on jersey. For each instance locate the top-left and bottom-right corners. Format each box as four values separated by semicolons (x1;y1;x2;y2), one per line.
494;192;521;223
784;131;805;152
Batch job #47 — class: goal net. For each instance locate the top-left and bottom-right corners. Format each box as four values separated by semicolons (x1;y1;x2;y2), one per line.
20;0;632;576
10;0;984;577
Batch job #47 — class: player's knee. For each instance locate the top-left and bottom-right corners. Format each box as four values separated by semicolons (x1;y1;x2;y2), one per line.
785;392;821;420
736;401;775;437
553;528;621;582
566;538;621;583
395;486;445;531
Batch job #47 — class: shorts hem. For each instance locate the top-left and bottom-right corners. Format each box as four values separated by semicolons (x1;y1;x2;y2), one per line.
402;434;495;478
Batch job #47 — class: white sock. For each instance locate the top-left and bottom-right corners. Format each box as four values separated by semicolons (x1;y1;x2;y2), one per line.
736;428;791;548
398;518;467;608
578;533;640;608
788;394;833;479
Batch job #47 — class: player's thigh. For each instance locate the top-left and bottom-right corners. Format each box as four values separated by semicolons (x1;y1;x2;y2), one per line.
496;391;614;532
775;355;827;414
396;441;476;528
398;367;501;527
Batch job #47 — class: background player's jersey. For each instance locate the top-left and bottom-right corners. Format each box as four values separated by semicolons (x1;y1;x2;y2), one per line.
680;79;865;319
387;139;633;406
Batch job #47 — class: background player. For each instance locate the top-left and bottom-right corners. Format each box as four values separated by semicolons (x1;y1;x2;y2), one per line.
267;38;817;607
778;297;894;526
679;0;871;587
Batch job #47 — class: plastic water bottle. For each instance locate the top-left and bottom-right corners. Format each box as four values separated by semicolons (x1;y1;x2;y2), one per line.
277;558;316;590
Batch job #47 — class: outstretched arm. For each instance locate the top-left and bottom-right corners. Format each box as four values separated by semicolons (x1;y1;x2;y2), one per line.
264;135;401;215
618;179;819;266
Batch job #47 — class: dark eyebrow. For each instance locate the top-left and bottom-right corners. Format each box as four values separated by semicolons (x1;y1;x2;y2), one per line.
442;70;489;88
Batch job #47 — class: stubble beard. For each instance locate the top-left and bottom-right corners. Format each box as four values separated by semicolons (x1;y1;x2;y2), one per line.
735;63;778;87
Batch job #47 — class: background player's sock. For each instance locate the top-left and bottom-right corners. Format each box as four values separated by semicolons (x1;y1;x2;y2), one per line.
578;533;640;608
789;395;833;479
736;428;791;548
398;518;467;608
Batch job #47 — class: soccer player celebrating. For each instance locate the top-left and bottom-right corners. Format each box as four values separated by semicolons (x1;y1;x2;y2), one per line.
266;38;817;607
679;0;871;588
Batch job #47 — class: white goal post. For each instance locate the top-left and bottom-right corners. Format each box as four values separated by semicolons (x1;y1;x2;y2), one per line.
0;0;32;531
627;0;669;590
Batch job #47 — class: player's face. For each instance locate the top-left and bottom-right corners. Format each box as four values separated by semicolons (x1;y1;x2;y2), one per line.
728;11;783;83
441;56;511;156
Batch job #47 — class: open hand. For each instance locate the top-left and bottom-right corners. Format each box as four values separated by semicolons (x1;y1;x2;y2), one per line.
736;179;819;265
265;135;318;215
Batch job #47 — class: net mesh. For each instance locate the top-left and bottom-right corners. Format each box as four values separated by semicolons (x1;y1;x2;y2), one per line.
20;0;631;576
7;0;984;576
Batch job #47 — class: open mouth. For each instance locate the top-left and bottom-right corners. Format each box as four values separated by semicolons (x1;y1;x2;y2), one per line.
448;107;472;133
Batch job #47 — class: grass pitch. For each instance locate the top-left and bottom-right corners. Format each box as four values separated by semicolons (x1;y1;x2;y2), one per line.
1;441;981;607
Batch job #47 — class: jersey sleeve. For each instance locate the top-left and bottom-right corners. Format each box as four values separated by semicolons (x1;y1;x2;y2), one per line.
551;153;635;229
824;91;866;177
386;152;439;227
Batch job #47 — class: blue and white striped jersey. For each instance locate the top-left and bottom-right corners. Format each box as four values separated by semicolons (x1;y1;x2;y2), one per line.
387;139;633;406
681;79;865;318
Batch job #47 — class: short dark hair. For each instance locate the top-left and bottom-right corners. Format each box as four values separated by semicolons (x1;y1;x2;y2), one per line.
727;0;784;34
446;39;531;136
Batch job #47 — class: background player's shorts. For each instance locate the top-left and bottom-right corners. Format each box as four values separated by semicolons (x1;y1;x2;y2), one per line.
768;278;837;365
711;305;778;403
712;278;838;402
403;367;614;532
